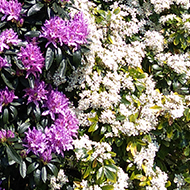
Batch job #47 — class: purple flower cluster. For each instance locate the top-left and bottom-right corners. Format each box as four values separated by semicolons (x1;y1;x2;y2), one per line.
17;43;45;78
23;79;48;107
0;56;9;70
24;88;79;163
41;12;89;49
0;87;18;112
0;0;22;22
42;89;69;120
0;129;15;143
0;29;21;52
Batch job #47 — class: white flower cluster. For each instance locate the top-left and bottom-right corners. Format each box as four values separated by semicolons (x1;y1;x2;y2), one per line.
174;173;185;189
156;53;190;78
73;135;112;163
133;141;159;173
144;30;164;53
163;92;185;119
150;0;173;13
146;167;168;190
48;169;68;190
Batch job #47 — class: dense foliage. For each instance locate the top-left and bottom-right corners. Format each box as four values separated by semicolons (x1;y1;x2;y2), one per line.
0;0;190;189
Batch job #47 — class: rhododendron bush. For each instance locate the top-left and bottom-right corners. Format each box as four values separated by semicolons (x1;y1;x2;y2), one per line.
0;0;190;189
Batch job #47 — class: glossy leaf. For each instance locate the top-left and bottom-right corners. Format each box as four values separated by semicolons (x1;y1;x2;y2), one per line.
45;46;54;70
47;163;58;176
27;162;39;174
19;161;27;178
6;145;22;165
27;3;44;16
41;166;47;183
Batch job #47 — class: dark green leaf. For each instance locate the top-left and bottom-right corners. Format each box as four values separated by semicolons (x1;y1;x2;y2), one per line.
47;163;58;176
1;72;15;89
33;106;41;122
45;46;54;70
41;166;47;183
3;108;9;124
27;162;39;174
28;74;35;89
0;21;6;28
9;106;18;119
25;31;41;38
6;145;22;164
72;50;81;68
55;47;63;64
33;169;41;185
57;58;67;78
116;115;126;121
19;161;27;178
27;3;44;16
18;120;30;133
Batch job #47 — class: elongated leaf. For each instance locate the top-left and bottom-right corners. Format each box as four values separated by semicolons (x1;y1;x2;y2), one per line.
1;72;14;89
102;185;114;190
45;46;54;70
18;120;30;134
25;31;41;38
33;169;41;185
57;58;67;78
33;106;41;122
27;162;39;174
3;108;9;124
9;105;18;119
19;161;27;178
72;50;81;68
104;167;117;183
27;3;44;16
96;167;104;180
83;166;91;179
88;123;98;132
104;164;118;173
41;166;47;183
47;163;58;176
6;145;22;164
55;47;63;64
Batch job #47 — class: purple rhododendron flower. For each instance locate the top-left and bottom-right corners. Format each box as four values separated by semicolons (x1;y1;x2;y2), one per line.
55;111;79;137
0;29;21;52
17;43;45;78
0;56;9;70
0;129;15;143
23;79;48;107
0;0;22;22
24;127;47;155
45;124;73;156
40;12;89;49
42;89;69;120
0;87;18;112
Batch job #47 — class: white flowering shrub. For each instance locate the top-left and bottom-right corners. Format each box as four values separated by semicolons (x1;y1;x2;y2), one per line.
1;0;190;189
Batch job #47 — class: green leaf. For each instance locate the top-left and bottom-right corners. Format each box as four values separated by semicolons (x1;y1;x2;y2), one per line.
19;161;27;178
152;64;162;70
6;145;22;164
57;58;67;78
41;166;47;183
184;146;190;156
185;177;190;183
18;119;30;134
47;163;58;176
150;105;162;110
3;108;9;124
72;50;81;68
45;46;54;70
27;162;39;174
102;185;114;190
104;167;117;183
88;123;98;132
33;169;41;185
113;7;120;15
1;72;15;89
104;164;118;173
25;31;41;38
9;105;18;119
116;114;126;121
55;47;63;64
27;3;44;16
83;166;91;179
97;167;104;180
33;106;41;122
